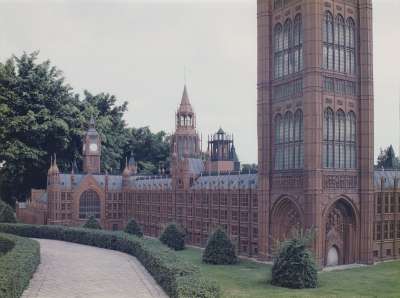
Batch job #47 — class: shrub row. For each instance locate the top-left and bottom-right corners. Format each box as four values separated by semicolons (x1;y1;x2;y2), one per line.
0;223;220;298
0;233;40;298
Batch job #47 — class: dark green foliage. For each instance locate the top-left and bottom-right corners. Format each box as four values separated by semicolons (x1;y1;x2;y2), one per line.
271;231;318;289
202;228;237;265
0;52;170;206
0;201;16;223
83;216;102;230
0;223;220;298
160;223;186;251
124;218;143;237
0;233;40;298
376;145;400;169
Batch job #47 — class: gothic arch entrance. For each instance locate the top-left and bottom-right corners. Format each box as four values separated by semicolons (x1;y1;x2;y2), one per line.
324;198;358;266
270;197;303;246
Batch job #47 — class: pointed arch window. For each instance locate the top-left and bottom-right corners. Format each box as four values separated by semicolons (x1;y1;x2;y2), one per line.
323;108;356;169
274;109;303;170
79;190;100;219
274;14;302;79
322;12;356;74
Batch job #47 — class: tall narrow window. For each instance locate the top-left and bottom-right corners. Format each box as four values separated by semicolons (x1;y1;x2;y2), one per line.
274;24;283;78
293;14;302;73
283;112;292;169
323;108;334;168
294;109;304;169
349;111;356;168
346;17;356;74
323;12;334;70
274;114;283;170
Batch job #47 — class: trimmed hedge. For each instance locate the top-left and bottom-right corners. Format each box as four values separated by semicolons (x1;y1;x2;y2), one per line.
0;233;40;298
160;223;186;251
0;223;220;298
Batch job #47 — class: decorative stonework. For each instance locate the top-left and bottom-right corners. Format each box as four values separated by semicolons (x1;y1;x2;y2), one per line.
323;175;358;190
273;175;304;189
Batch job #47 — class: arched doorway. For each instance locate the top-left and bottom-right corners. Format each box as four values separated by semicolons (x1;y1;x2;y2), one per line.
326;246;339;266
270;197;303;246
324;198;358;266
79;190;101;220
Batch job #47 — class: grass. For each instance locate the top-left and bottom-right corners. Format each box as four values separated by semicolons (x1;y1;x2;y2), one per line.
176;247;400;298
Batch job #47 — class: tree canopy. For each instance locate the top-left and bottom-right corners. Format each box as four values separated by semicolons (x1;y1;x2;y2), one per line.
0;52;170;206
376;145;400;170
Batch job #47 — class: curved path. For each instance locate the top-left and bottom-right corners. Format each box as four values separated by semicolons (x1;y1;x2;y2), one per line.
22;239;168;298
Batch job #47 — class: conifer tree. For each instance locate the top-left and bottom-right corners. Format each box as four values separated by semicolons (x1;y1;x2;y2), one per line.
202;227;237;265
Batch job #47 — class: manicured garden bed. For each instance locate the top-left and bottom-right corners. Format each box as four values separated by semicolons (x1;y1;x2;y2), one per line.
177;247;400;298
0;233;40;298
0;223;220;298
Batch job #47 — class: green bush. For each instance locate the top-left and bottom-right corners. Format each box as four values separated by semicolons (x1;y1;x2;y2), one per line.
271;231;318;289
83;216;102;229
124;218;143;237
0;233;40;298
0;223;220;298
160;223;186;251
202;227;237;265
0;201;16;223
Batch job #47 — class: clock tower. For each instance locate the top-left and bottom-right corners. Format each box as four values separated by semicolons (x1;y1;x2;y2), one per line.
83;116;101;174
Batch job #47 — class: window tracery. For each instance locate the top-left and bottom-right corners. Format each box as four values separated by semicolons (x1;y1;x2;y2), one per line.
274;14;303;79
274;109;304;170
323;108;356;168
79;190;101;219
322;12;356;74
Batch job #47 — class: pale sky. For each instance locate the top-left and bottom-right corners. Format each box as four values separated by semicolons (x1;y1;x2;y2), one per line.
0;0;399;164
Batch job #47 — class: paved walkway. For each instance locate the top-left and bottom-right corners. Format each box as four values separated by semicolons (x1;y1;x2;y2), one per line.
22;239;168;298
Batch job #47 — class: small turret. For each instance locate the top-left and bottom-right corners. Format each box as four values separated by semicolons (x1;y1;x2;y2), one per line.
48;154;60;185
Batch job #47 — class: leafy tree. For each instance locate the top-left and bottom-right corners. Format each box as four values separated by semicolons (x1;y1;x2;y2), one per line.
271;230;317;289
83;216;102;229
124;218;143;237
125;127;170;175
376;145;400;169
159;223;185;250
202;227;237;265
0;200;16;223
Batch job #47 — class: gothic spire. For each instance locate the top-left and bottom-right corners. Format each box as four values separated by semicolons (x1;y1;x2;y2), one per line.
178;85;193;114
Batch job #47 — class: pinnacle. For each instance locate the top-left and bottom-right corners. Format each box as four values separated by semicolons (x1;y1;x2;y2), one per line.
178;85;193;113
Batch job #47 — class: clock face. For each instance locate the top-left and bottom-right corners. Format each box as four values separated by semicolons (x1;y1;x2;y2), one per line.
89;143;98;152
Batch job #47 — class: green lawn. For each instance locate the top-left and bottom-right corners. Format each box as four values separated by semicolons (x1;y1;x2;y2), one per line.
176;247;400;298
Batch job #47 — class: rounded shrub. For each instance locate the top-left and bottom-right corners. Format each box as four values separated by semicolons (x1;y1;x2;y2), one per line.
124;218;143;237
83;216;102;230
202;227;237;265
271;231;318;289
159;222;185;250
0;200;16;223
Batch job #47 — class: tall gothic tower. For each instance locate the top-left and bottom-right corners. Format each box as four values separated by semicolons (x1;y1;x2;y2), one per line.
170;85;202;190
83;116;101;174
257;0;374;266
171;85;201;159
